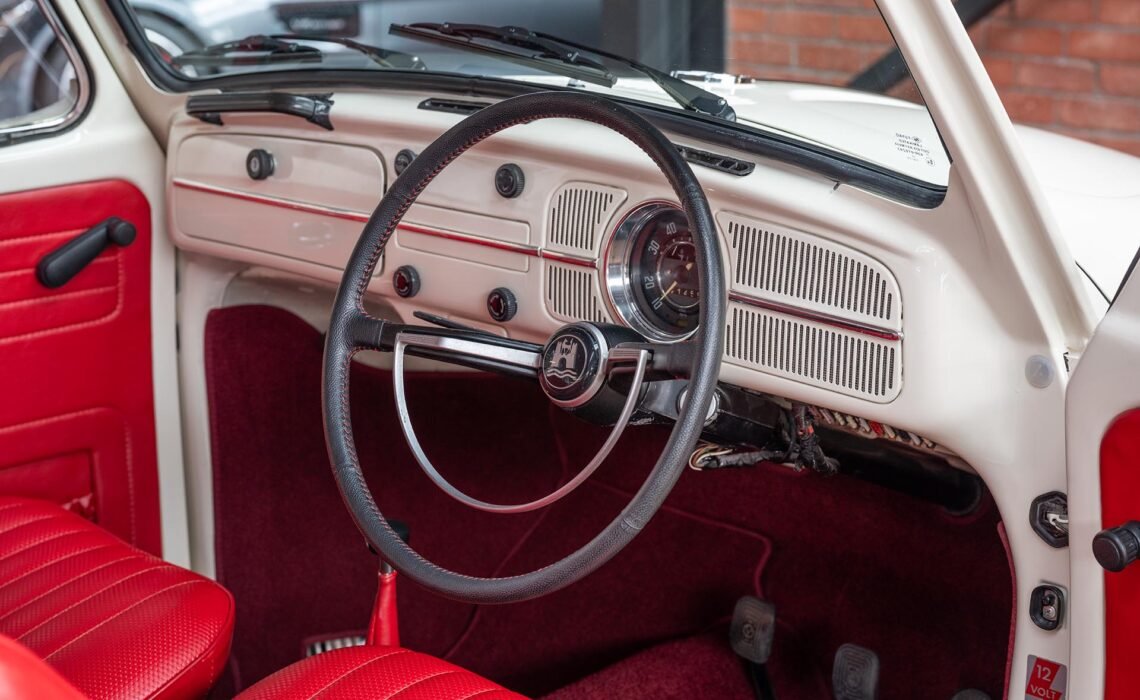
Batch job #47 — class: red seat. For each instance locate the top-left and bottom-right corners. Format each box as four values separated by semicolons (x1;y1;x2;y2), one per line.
0;497;234;699
236;646;526;700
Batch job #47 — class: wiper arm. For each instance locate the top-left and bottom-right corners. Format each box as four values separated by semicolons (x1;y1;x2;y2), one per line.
174;34;423;70
390;22;735;121
390;22;616;87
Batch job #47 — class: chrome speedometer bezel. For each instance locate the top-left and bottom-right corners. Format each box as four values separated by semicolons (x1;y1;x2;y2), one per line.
603;200;698;343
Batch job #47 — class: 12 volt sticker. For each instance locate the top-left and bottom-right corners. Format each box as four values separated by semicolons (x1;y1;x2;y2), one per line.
1025;656;1067;700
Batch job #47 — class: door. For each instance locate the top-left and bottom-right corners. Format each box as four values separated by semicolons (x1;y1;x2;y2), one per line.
1067;257;1140;700
0;0;185;561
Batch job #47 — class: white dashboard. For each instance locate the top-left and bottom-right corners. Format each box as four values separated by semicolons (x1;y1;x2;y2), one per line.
164;89;1052;470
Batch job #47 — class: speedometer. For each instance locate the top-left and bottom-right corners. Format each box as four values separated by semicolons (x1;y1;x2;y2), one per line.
604;202;700;341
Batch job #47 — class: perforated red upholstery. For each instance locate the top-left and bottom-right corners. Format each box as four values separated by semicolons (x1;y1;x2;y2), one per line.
0;634;85;699
0;497;234;699
236;646;526;700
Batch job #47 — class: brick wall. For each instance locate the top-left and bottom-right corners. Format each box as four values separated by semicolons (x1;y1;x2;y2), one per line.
726;0;1140;156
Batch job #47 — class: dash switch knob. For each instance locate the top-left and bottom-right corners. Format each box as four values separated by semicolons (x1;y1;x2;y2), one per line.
487;288;517;322
393;266;420;298
246;149;275;180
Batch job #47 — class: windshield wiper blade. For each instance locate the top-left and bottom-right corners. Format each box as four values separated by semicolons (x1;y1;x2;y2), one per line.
174;34;422;70
390;22;735;121
391;22;615;87
174;35;323;69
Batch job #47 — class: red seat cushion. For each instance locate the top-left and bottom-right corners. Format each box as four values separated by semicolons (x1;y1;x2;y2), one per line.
0;497;234;699
0;634;85;700
236;646;526;700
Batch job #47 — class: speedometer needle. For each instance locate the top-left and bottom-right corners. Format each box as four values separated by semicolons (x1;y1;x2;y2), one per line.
656;280;678;305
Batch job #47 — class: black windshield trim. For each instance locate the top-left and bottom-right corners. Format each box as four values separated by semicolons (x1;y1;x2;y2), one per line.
102;0;947;209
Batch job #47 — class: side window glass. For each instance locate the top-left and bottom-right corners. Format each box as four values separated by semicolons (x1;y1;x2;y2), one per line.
0;0;86;141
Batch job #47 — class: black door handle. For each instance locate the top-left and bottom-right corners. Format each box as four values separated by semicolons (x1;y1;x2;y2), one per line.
1093;521;1140;572
36;217;136;289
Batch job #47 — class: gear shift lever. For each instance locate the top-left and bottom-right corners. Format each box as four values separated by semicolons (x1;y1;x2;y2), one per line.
367;520;410;647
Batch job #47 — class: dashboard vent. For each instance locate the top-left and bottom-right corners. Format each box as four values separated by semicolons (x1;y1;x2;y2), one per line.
726;303;902;402
676;144;755;176
720;213;902;331
545;263;609;324
417;97;490;115
547;182;627;256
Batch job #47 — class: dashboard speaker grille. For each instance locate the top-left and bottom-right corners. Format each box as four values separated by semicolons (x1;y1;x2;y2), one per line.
547;182;627;256
721;213;901;331
726;303;901;402
545;263;608;324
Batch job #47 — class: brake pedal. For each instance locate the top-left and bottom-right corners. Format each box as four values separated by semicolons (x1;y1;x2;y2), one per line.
730;596;777;700
832;643;879;700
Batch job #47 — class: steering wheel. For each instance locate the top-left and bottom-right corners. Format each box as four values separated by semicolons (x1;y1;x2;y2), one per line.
323;91;725;604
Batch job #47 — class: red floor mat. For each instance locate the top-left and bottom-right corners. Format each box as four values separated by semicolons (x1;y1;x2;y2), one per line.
205;305;1012;698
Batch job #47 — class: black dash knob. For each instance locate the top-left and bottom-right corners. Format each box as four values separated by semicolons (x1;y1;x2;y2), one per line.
246;149;275;180
394;149;417;176
487;288;517;322
495;163;525;198
1094;521;1140;572
392;266;420;298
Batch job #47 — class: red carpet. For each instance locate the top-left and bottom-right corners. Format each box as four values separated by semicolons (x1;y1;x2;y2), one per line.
205;305;1013;698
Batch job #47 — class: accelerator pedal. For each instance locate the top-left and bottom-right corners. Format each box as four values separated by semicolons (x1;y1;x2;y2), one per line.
729;596;777;700
832;644;879;700
305;634;366;657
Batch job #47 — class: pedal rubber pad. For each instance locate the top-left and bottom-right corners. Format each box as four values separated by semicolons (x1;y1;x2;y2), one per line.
729;596;776;665
832;643;880;700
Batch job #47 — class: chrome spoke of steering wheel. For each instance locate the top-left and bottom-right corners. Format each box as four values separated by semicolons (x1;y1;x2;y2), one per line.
346;310;544;379
393;332;651;514
397;331;542;373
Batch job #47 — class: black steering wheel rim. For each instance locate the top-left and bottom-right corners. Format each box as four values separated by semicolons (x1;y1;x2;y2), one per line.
322;91;726;604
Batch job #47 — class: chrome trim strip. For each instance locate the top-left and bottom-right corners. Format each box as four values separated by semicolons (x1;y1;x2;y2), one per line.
398;222;538;257
172;178;372;222
728;291;903;341
539;250;597;269
172;178;599;268
1;0;91;141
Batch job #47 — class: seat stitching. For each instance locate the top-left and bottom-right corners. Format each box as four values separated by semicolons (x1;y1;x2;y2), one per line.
455;688;509;700
0;530;88;572
383;670;462;700
0;541;117;592
0;514;63;540
304;649;413;699
0;503;34;517
140;584;234;700
0;549;135;624
42;579;200;661
13;560;164;638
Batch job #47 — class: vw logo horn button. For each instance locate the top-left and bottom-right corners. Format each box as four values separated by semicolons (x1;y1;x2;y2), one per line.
539;324;608;408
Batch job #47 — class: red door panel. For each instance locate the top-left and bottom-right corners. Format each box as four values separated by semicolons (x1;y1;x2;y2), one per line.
0;180;160;554
1100;408;1140;700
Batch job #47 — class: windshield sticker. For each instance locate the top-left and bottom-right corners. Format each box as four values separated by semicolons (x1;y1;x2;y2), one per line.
893;133;936;168
1025;656;1067;700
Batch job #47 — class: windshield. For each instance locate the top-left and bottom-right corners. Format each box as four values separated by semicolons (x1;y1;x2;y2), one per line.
114;0;949;187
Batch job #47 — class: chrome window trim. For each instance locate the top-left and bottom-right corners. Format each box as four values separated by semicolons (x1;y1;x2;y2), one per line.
0;0;92;142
